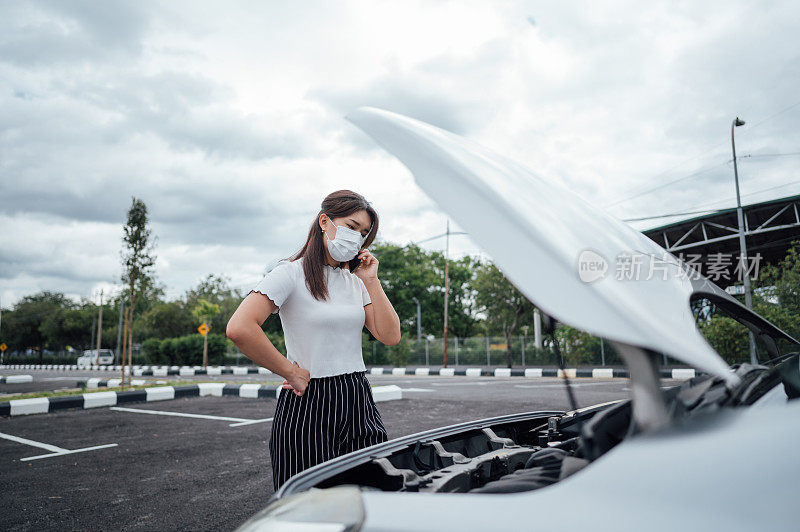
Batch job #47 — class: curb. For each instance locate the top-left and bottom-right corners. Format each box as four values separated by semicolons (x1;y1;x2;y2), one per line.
368;366;698;380
1;364;698;380
0;364;274;376
0;383;403;417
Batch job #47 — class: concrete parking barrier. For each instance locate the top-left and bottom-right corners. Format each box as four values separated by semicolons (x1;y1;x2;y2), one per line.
0;375;33;384
439;368;455;376
373;385;402;402
145;386;175;402
494;368;511;377
672;368;696;379
239;384;261;398
391;367;406;376
198;383;226;397
465;367;482;377
525;368;543;377
83;391;117;409
370;367;384;375
415;368;430;376
10;397;50;416
592;368;614;379
557;368;577;378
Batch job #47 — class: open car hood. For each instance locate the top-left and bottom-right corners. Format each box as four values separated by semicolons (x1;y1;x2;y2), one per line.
347;107;738;383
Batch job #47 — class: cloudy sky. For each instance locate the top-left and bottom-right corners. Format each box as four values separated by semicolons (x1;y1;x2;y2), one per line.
2;0;799;308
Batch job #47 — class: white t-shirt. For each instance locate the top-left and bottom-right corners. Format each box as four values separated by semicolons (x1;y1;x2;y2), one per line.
248;256;372;378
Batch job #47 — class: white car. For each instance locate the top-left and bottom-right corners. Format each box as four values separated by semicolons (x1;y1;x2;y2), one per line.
77;348;115;366
237;108;800;532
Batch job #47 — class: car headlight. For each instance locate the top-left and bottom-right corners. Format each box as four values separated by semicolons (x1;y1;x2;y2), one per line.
236;485;365;532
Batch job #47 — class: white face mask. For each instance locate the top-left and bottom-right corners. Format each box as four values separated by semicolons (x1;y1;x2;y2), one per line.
322;214;367;263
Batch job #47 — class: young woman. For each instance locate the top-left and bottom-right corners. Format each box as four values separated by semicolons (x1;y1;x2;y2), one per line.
226;189;402;492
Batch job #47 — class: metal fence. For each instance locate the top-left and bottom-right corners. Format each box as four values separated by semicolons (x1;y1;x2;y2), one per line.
362;335;628;367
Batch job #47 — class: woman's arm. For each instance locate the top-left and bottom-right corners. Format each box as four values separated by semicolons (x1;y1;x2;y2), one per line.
355;247;401;345
363;277;402;345
226;292;310;395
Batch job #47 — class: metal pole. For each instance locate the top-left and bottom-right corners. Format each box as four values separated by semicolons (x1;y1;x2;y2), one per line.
521;335;525;366
486;336;490;366
534;308;542;349
411;296;421;341
424;338;429;366
455;336;459;366
731;117;757;364
443;220;450;368
600;338;606;366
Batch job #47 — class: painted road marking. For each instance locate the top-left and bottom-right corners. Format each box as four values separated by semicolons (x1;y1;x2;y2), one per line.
110;406;273;427
398;388;436;392
0;431;117;461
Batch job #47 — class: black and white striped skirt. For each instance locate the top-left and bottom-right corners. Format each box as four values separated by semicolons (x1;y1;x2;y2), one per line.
269;369;389;491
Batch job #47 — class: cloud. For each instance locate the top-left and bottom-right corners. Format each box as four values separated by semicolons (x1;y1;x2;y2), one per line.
0;0;150;66
2;0;800;308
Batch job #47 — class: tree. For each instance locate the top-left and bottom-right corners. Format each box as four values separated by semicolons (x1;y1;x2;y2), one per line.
141;302;194;339
7;292;71;361
755;239;800;314
473;261;536;368
191;298;221;367
698;240;800;364
553;324;599;367
185;273;239;338
371;241;481;340
120;197;158;386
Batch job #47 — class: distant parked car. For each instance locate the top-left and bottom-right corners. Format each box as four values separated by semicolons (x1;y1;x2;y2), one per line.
77;349;115;366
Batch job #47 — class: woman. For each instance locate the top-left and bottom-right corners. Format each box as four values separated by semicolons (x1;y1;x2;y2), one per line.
226;189;402;492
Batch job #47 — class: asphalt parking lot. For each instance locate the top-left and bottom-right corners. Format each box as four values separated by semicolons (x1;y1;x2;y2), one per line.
1;372;677;531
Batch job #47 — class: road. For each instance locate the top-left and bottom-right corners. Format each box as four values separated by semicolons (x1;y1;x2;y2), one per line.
0;371;672;531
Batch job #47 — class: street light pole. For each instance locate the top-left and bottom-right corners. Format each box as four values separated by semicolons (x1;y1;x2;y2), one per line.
731;116;757;364
443;219;450;368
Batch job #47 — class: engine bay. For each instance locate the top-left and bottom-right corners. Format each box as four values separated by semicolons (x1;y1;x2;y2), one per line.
301;354;799;495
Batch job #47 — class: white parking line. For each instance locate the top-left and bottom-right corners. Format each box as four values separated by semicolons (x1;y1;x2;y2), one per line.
398;388;436;392
110;406;273;427
0;431;118;461
429;381;507;386
513;382;623;389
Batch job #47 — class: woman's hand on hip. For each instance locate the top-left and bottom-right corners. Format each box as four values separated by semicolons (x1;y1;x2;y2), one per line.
283;360;310;396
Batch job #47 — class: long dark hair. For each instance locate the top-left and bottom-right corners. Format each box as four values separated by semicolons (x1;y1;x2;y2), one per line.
283;190;379;302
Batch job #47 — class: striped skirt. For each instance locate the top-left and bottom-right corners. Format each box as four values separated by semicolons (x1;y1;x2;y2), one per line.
269;369;389;491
